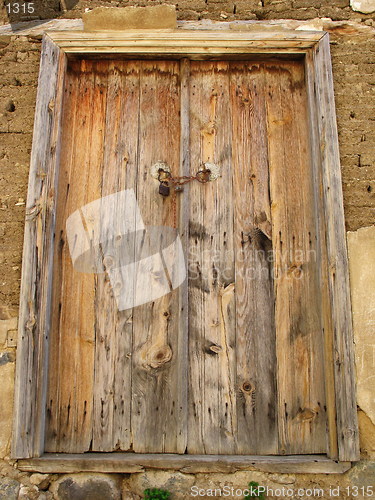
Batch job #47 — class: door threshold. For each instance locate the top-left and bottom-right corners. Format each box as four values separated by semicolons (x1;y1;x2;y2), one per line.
17;453;352;474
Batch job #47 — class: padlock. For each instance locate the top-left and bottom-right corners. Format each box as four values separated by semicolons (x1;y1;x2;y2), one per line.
159;182;170;196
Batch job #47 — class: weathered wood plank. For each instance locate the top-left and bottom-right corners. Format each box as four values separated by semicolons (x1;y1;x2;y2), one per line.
76;62;109;451
109;61;141;452
91;61;140;452
131;60;184;453
230;62;277;454
265;64;292;454
0;19;326;37
88;60;126;452
305;50;338;459
91;59;120;452
188;61;237;454
55;60;98;453
48;31;324;42
312;34;359;461
287;60;327;453
45;60;105;452
265;61;327;454
18;454;352;474
44;59;80;453
46;30;324;56
176;57;191;454
12;36;65;459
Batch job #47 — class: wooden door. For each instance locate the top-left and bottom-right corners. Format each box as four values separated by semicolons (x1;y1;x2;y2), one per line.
45;58;327;455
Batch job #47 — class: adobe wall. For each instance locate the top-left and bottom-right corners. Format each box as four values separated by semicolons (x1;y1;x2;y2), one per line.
0;1;374;499
1;0;375;24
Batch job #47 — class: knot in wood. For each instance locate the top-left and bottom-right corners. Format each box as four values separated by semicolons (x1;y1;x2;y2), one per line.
288;264;303;279
296;407;316;422
103;255;115;270
25;203;42;221
149;344;172;369
25;315;36;332
241;381;254;394
343;427;358;438
209;343;222;354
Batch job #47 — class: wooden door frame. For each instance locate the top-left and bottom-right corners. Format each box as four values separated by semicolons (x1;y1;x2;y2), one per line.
12;29;359;473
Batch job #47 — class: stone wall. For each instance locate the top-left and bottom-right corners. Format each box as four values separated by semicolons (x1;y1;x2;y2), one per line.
1;0;375;24
0;1;374;498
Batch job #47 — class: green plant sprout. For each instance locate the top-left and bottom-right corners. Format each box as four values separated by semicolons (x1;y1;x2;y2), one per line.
244;481;266;500
144;487;171;500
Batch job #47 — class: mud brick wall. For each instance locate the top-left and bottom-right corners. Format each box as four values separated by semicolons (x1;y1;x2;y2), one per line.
1;0;375;23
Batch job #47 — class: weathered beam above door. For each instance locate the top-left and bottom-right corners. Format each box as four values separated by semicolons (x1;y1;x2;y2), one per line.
46;30;324;57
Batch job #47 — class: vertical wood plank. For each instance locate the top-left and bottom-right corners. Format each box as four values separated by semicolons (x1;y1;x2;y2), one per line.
313;35;359;461
109;61;141;452
91;61;140;452
230;62;278;454
177;57;191;454
45;60;107;452
77;61;109;452
56;60;97;453
44;60;79;452
265;61;327;454
12;36;65;459
131;60;185;453
188;61;237;454
305;50;338;459
91;60;121;452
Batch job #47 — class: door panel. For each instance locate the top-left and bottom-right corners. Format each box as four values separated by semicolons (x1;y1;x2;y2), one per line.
91;60;140;452
265;63;327;454
46;61;107;453
130;60;184;454
45;58;327;455
46;60;185;453
188;61;238;454
230;62;277;455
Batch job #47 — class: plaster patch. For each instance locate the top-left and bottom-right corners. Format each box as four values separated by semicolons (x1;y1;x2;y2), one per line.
83;5;177;31
347;225;375;425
